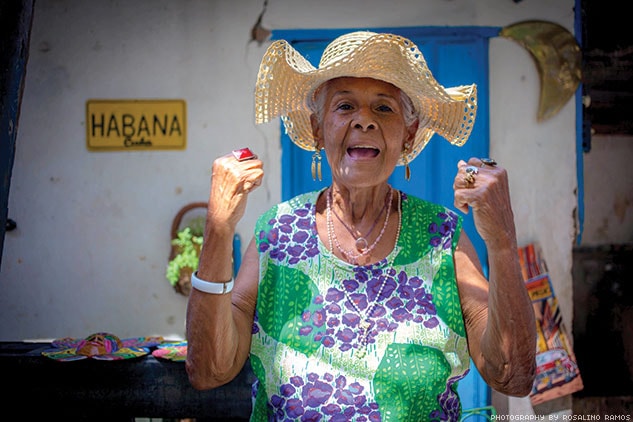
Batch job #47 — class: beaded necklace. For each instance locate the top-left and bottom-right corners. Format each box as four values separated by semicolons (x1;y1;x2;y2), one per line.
326;187;394;266
326;188;403;358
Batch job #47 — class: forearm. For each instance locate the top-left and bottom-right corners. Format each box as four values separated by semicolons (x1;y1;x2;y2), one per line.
185;228;249;390
480;242;536;395
186;293;244;389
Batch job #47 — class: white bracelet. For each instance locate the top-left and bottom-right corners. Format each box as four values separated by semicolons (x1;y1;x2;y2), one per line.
191;271;234;295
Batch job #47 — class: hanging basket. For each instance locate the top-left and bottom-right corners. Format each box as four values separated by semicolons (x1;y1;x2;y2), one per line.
167;202;207;296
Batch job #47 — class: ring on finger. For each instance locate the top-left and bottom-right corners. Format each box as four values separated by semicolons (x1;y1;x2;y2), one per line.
232;147;257;162
480;158;497;167
464;173;475;186
465;166;479;175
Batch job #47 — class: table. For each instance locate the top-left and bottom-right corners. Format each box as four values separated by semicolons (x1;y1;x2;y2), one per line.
0;341;255;421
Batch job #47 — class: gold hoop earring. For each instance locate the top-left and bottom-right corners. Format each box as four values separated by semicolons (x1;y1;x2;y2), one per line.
311;149;322;181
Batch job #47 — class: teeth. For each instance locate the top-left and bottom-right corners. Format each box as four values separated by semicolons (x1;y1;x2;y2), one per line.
347;145;380;158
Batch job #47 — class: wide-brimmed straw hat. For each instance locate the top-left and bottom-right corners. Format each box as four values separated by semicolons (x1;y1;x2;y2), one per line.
254;31;478;165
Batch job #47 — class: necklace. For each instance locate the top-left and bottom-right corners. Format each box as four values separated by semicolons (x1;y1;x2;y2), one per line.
331;196;387;252
338;191;402;358
326;187;394;265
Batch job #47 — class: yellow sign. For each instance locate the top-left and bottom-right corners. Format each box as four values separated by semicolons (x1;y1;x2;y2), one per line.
86;99;186;151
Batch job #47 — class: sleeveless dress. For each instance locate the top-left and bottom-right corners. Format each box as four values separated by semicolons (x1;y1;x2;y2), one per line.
250;189;470;421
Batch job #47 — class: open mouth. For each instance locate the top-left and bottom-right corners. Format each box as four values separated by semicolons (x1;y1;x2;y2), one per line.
347;146;380;159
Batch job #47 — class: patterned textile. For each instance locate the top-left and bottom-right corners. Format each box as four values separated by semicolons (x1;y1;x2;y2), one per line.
251;189;470;421
41;333;163;362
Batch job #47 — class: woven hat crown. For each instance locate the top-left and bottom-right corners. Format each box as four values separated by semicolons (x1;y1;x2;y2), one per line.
318;31;376;68
254;31;477;164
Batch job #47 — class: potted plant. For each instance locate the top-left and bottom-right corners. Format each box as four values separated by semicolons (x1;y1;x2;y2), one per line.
166;202;206;296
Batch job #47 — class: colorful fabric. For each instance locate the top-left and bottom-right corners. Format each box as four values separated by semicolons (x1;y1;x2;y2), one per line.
250;189;470;421
41;332;163;362
152;341;188;362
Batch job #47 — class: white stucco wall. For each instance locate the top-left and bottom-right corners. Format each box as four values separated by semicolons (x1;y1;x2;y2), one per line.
1;0;580;414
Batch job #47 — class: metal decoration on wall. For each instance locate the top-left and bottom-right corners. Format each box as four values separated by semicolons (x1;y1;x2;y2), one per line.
500;20;582;121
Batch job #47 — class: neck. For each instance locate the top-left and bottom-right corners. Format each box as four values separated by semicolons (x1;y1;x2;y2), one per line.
330;184;392;224
325;185;399;265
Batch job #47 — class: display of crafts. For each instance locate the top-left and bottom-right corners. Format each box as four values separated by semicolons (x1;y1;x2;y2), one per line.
151;341;188;362
41;332;187;362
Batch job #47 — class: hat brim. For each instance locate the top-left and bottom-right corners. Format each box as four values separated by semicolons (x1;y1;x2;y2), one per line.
255;32;477;164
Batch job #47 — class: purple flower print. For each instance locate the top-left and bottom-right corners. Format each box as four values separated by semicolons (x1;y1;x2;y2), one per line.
292;264;441;354
428;210;458;250
258;202;319;265
267;373;380;420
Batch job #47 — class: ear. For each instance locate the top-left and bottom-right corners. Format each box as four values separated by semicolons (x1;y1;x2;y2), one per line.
402;123;418;155
310;113;323;150
405;118;419;145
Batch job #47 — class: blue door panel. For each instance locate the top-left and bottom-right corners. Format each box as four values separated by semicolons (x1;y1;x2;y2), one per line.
273;27;499;414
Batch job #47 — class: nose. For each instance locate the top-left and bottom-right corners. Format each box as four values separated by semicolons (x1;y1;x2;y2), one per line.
352;108;376;132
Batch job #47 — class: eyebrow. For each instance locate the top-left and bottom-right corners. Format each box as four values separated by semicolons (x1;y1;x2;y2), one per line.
331;90;398;101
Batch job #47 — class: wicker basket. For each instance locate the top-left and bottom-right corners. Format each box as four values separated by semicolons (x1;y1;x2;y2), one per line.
168;202;207;296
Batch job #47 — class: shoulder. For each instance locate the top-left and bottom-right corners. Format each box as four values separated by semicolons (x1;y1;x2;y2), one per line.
401;191;461;226
254;190;322;264
254;190;321;239
398;191;463;253
257;190;320;222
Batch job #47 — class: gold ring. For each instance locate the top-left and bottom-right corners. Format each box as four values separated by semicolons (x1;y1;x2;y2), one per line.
464;173;475;186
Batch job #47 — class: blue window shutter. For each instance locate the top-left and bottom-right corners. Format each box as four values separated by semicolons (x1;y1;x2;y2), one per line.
273;26;499;412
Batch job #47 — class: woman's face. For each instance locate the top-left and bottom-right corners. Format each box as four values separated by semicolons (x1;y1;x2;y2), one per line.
311;77;418;189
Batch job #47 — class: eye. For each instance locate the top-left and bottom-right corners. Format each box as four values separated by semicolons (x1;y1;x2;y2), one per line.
376;104;394;113
335;102;353;111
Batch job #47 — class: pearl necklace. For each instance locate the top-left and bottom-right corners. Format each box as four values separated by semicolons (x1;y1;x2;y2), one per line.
326;187;394;266
330;190;402;358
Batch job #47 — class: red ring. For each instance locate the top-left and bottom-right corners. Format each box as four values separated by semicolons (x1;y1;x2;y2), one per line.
232;148;256;161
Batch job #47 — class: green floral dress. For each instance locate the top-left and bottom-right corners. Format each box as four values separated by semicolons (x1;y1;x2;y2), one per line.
250;189;470;421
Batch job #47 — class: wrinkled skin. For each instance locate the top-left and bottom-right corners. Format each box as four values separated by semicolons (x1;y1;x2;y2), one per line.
185;77;536;398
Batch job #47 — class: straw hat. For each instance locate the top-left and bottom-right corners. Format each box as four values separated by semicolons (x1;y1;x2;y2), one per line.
254;31;478;165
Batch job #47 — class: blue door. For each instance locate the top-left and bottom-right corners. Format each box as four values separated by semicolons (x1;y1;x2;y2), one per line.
273;26;499;414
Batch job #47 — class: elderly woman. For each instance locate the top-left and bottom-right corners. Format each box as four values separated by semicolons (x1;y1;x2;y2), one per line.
186;32;536;421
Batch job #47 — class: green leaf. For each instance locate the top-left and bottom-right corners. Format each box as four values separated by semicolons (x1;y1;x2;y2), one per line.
393;197;432;267
249;354;270;420
374;343;451;421
258;263;321;356
431;254;465;337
